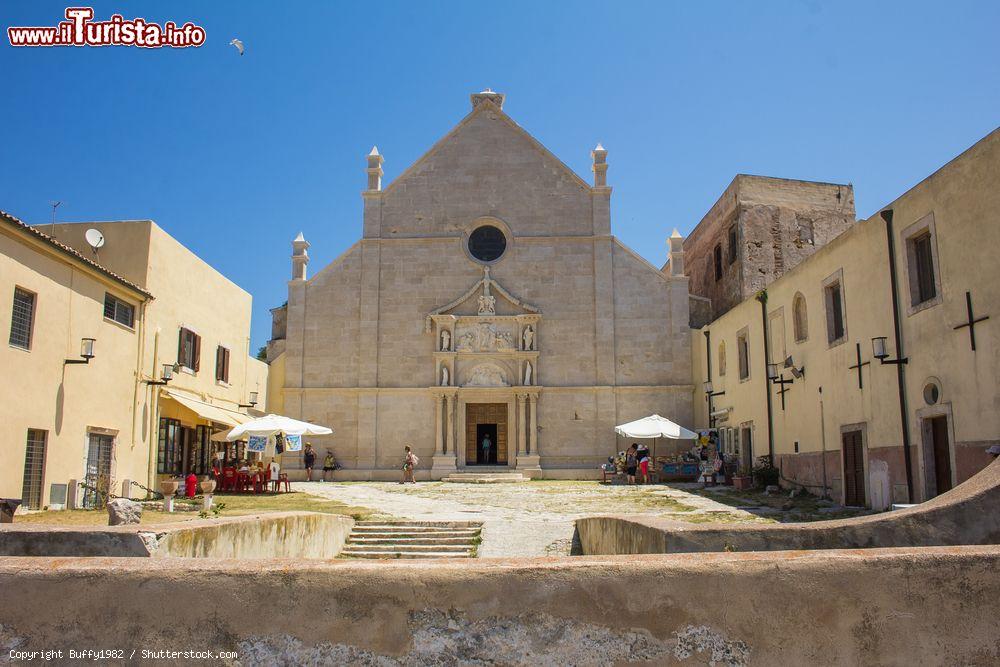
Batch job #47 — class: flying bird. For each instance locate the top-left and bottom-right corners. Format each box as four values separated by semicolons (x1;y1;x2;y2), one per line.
229;38;244;56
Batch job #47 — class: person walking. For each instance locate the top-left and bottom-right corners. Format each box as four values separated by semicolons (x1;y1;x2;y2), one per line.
303;443;316;481
400;445;418;484
481;433;493;465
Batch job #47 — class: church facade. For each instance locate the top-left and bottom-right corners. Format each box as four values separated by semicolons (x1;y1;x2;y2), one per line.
268;91;693;479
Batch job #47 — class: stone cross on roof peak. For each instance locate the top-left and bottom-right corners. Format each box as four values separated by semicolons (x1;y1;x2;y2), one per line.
471;89;505;110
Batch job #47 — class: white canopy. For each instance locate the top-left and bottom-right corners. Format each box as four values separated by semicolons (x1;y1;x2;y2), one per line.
614;414;697;440
225;414;333;441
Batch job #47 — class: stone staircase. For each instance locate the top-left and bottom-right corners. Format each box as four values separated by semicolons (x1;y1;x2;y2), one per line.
341;520;482;559
442;467;527;484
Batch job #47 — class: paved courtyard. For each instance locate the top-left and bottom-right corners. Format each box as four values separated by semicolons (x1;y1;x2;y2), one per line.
294;480;767;557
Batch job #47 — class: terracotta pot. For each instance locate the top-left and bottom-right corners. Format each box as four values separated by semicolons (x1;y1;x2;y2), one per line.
160;480;180;497
200;479;216;494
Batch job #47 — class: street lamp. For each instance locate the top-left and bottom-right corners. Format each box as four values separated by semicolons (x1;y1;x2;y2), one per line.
65;338;96;365
145;363;175;386
239;391;259;409
704;381;726;428
872;336;908;365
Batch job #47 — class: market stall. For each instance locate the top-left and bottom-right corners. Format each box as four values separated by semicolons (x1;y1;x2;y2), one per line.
613;414;698;483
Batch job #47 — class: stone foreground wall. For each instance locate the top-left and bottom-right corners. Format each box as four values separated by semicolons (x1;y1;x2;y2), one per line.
0;512;353;559
1;548;998;665
577;457;1000;555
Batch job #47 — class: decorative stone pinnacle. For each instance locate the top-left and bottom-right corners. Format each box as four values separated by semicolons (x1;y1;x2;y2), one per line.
369;146;380;157
591;142;608;187
671;228;683;239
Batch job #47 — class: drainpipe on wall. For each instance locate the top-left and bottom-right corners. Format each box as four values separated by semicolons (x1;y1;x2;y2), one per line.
819;386;828;500
756;290;775;462
703;330;713;427
880;209;916;503
146;329;161;492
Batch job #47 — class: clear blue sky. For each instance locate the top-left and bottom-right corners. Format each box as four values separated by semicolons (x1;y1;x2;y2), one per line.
3;1;998;353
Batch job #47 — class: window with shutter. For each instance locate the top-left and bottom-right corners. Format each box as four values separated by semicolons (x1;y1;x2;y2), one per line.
216;345;230;383
913;232;937;304
178;328;201;371
825;282;845;343
737;331;750;380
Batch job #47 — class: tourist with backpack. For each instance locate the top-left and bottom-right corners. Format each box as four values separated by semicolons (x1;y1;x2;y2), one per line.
400;445;419;484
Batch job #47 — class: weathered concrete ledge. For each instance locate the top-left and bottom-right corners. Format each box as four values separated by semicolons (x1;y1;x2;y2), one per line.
0;512;353;558
578;457;1000;555
0;547;997;665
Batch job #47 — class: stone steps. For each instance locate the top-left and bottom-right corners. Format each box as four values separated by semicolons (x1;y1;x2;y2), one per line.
442;472;527;484
340;550;472;560
341;520;482;560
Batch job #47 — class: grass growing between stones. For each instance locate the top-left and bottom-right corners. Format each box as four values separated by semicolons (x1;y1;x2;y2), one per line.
14;491;380;526
378;480;701;516
687;485;874;523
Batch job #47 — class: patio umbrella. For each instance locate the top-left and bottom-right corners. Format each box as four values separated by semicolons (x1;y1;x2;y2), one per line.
225;414;333;441
614;414;698;460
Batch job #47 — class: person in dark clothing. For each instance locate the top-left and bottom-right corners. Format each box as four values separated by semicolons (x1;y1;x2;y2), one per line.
303;443;316;481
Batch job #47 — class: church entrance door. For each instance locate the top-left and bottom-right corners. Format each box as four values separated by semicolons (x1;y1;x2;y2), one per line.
465;403;508;465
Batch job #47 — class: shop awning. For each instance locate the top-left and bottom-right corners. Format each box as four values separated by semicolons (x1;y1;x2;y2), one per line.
162;389;251;427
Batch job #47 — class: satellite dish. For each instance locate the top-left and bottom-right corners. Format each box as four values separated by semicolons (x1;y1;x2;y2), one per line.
85;228;105;251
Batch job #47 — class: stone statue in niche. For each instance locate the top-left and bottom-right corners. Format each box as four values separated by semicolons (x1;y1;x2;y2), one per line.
467;363;508;387
441;365;450;386
522;325;534;351
440;329;451;351
523;362;532;385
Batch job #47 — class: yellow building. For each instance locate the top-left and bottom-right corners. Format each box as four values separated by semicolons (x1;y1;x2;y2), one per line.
691;129;1000;507
1;211;152;509
1;212;268;509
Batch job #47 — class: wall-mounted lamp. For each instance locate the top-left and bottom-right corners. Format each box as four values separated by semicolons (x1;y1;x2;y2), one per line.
145;363;175;386
64;338;96;365
704;380;725;398
704;380;726;428
872;336;908;365
238;391;259;409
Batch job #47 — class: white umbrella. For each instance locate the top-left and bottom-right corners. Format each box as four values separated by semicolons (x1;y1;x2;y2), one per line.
225;414;332;441
615;414;698;463
615;414;697;440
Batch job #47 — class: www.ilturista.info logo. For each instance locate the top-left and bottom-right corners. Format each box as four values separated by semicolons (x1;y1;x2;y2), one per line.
8;7;206;48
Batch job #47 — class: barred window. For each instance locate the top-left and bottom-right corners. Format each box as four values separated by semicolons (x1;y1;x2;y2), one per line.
9;287;36;350
103;293;135;328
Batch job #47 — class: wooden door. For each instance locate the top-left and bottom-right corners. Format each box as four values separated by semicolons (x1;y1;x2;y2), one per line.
930;416;952;495
842;430;865;507
465;403;508;465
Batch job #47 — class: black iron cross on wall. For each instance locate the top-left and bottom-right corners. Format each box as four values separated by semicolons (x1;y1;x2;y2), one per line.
954;291;989;351
848;342;870;390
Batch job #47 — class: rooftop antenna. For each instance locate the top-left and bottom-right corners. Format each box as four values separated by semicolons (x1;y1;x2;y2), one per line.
49;201;61;237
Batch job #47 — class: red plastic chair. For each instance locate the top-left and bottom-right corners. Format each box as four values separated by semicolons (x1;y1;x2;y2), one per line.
221;467;236;492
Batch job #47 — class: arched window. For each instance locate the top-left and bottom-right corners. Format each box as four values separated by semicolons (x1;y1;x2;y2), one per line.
718;341;727;376
793;292;808;342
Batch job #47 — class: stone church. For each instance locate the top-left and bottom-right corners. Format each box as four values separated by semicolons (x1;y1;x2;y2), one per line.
267;90;693;479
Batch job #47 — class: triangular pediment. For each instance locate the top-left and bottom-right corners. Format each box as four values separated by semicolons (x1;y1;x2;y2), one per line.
425;266;539;331
383;99;591;197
